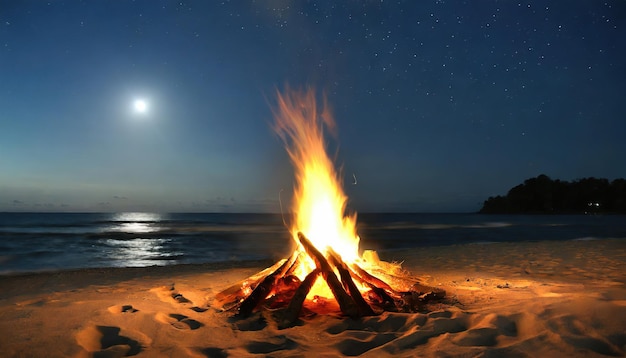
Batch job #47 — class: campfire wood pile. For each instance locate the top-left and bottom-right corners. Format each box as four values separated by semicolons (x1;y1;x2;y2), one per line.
215;232;445;328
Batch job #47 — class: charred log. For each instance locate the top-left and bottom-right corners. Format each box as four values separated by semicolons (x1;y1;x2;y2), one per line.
214;258;287;311
237;254;294;318
346;265;396;311
327;249;375;316
350;262;398;296
216;233;446;321
278;268;320;329
297;232;360;318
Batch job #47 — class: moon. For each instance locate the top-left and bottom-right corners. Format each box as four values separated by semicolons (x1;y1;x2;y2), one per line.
133;99;148;113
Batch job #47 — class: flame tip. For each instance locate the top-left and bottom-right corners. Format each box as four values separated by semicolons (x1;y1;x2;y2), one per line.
274;87;362;299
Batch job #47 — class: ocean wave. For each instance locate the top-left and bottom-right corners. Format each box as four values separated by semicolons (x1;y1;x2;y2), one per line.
572;236;598;241
362;221;515;230
1;213;624;275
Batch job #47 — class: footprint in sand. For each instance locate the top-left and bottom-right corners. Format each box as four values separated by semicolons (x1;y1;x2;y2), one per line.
107;304;139;314
172;292;191;304
190;306;208;312
150;285;193;305
324;310;484;355
245;335;297;354
190;347;228;358
76;325;147;357
150;284;210;314
155;312;203;330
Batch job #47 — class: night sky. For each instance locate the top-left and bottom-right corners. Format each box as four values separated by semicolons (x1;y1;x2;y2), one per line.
1;1;625;213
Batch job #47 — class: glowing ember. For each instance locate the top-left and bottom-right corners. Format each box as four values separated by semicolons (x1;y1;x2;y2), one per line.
273;88;364;298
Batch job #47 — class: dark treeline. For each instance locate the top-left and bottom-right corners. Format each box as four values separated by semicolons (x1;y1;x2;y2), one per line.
480;174;626;214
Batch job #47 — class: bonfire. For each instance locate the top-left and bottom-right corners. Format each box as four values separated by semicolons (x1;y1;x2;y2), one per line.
215;88;444;328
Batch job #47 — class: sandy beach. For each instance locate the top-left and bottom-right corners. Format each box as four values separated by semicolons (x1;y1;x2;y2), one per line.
1;238;624;357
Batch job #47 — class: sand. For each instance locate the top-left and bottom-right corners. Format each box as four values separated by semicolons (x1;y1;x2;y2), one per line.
0;239;625;357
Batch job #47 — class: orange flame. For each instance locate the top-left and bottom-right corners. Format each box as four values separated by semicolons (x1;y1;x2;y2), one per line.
273;87;361;298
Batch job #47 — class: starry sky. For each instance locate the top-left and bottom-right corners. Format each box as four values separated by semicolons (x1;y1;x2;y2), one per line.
1;1;625;213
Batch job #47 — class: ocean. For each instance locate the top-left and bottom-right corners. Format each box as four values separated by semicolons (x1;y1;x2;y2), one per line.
1;212;624;274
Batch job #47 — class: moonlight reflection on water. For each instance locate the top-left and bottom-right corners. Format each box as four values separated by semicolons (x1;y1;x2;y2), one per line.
104;213;179;267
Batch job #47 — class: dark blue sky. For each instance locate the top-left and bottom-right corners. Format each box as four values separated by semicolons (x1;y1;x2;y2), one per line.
1;1;625;213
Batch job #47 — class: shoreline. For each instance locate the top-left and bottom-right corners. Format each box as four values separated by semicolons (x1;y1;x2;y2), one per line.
3;236;624;277
0;259;275;301
1;239;625;357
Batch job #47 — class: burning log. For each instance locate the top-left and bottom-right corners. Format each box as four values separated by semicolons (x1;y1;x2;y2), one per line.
213;258;287;311
236;252;299;317
236;258;290;317
215;233;446;325
296;232;360;318
350;262;397;296
348;264;396;299
327;248;375;316
278;268;320;329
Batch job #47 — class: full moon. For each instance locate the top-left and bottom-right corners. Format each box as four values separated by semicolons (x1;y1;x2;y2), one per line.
133;99;148;113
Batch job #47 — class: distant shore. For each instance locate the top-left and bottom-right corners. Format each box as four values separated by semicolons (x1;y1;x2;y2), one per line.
480;175;626;214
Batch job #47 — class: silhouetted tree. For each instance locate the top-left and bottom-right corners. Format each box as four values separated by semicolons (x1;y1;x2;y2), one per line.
480;195;508;213
608;179;626;212
479;175;626;214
